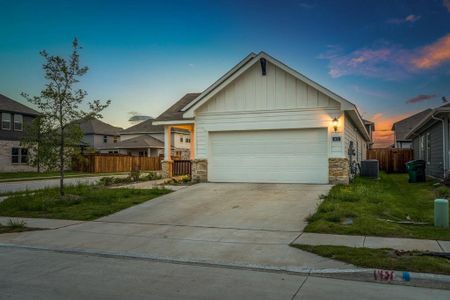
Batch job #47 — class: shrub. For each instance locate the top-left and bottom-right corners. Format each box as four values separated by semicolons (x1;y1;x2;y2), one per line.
129;169;141;182
146;172;162;181
99;177;115;186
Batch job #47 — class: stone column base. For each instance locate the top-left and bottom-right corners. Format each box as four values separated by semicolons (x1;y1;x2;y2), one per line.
161;160;173;178
329;158;349;185
191;159;208;183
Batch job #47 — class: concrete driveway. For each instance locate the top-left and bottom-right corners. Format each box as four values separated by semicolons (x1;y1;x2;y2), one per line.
0;183;349;270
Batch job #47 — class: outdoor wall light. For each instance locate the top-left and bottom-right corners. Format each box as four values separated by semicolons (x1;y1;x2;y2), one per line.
332;117;339;132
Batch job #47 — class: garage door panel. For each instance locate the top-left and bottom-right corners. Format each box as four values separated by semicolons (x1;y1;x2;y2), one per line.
208;129;328;184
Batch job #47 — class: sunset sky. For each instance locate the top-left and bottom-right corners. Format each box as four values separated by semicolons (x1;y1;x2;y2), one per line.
1;0;449;147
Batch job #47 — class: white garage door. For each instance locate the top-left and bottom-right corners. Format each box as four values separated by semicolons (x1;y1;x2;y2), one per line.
208;129;329;184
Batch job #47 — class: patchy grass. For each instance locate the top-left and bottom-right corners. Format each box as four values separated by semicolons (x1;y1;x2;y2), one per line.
293;245;450;275
0;171;129;182
0;219;37;234
0;185;171;220
305;173;450;240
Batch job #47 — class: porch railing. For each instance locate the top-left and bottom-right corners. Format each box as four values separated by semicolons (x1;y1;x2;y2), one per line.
173;160;192;176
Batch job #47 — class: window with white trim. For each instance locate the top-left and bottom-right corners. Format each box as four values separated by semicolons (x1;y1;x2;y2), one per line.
426;133;431;164
2;112;11;130
103;135;108;143
14;114;23;131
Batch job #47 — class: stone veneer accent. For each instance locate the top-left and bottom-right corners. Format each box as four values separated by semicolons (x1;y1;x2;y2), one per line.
328;158;349;185
191;159;208;183
161;160;173;178
0;140;36;172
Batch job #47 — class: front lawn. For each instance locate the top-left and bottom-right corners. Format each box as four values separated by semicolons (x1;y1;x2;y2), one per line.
0;185;171;220
305;173;450;240
293;245;450;275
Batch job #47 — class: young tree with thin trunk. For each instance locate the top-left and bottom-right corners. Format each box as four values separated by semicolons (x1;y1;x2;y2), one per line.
22;38;110;197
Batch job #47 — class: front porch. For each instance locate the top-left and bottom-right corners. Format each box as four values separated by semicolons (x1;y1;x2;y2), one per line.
161;123;206;181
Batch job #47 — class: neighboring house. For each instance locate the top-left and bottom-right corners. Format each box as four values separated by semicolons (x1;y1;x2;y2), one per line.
405;103;450;179
101;117;191;157
0;94;39;172
363;119;375;149
392;109;432;149
153;52;371;184
77;118;122;152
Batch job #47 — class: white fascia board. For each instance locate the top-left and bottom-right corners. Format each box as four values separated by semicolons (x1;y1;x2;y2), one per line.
152;120;195;126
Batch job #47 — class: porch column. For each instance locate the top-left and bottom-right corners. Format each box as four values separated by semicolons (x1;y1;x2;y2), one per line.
162;126;173;178
164;126;172;161
190;126;195;160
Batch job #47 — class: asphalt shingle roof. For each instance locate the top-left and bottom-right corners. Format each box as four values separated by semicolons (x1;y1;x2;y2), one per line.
100;134;164;149
154;93;201;122
0;94;39;116
78;118;122;136
121;118;165;134
392;109;432;141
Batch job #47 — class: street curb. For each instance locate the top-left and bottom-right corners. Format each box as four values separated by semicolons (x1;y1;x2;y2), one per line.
1;242;449;290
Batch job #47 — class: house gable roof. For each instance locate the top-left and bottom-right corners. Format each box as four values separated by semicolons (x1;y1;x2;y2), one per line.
0;94;39;116
100;134;164;150
77;118;122;136
153;93;200;123
152;52;370;141
405;103;450;139
183;51;369;141
121;117;166;134
182;52;357;116
391;109;432;142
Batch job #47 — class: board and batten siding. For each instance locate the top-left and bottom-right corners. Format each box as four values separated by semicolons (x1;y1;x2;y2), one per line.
344;113;367;163
193;61;345;159
412;121;443;178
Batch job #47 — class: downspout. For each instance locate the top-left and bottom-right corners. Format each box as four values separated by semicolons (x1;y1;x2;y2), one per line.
431;114;447;179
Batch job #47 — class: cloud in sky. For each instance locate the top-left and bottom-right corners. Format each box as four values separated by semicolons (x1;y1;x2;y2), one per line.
370;112;413;148
411;34;450;69
387;14;421;24
444;0;450;12
405;94;436;104
320;33;450;79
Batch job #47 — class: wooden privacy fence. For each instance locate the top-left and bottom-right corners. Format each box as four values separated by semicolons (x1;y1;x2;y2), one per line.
173;160;192;176
367;148;413;173
73;154;161;173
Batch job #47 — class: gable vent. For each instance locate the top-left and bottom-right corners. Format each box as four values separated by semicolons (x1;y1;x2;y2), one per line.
260;58;267;76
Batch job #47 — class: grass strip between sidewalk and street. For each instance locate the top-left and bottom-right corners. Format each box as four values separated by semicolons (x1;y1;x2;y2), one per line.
305;172;450;241
0;185;171;220
293;244;450;275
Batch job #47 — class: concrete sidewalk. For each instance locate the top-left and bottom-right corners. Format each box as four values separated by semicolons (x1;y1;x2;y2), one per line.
294;232;450;252
0;216;83;229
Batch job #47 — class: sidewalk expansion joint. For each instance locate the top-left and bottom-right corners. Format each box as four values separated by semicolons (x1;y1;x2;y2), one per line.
1;242;449;291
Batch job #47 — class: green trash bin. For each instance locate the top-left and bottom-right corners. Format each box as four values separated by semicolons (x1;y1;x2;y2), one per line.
406;160;426;183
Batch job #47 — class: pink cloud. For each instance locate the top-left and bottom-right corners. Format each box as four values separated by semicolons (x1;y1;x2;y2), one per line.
320;33;450;80
444;0;450;12
411;34;450;69
321;45;410;79
387;14;421;24
405;94;436;104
